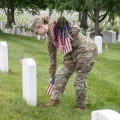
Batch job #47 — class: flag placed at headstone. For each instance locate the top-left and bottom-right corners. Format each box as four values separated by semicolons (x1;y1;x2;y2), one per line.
105;43;108;51
20;53;23;65
20;53;23;72
46;74;55;95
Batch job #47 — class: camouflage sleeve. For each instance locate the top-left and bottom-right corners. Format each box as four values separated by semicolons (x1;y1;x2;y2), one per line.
70;22;80;36
46;34;57;78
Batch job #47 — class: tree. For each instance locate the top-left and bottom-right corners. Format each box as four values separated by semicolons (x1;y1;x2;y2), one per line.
50;0;120;36
86;0;120;35
0;0;48;27
0;0;25;26
48;0;88;30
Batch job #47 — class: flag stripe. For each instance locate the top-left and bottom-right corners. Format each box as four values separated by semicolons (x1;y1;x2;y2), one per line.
47;84;52;94
46;74;55;95
49;85;54;95
46;84;54;95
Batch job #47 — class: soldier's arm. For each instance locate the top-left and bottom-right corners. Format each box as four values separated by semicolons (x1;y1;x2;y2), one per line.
46;34;57;78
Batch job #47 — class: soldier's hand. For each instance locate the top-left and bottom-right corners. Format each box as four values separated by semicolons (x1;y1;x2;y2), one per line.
50;78;52;82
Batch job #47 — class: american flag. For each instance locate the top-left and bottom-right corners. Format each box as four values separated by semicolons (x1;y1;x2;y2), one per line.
105;43;108;51
46;74;55;95
50;21;73;55
20;53;23;65
64;27;72;54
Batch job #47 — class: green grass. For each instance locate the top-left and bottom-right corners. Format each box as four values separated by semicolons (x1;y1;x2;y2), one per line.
0;33;120;120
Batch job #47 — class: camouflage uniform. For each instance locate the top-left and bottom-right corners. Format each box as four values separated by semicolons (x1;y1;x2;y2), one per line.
46;22;98;107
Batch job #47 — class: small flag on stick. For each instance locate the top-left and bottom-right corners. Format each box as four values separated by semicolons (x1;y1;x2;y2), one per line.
46;74;55;95
20;53;23;72
105;43;108;51
20;53;23;65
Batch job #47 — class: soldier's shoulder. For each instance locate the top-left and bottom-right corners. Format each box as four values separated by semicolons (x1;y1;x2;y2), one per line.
70;22;80;35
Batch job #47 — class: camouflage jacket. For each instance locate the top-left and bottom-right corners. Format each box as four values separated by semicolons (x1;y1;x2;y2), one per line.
46;22;97;77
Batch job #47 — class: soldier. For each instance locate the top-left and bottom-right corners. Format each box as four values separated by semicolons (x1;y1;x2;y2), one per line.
29;15;98;111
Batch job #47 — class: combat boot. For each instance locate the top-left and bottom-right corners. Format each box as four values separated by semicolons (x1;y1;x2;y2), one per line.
45;100;59;106
76;106;86;112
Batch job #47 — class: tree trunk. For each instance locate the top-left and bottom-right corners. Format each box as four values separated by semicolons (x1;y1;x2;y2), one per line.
94;6;100;36
6;8;10;26
6;7;15;27
80;13;88;29
11;7;15;24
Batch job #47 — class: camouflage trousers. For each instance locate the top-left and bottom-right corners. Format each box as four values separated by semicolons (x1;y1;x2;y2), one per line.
51;48;98;107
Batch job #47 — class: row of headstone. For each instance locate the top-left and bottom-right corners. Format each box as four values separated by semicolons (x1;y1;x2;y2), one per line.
95;30;120;54
99;22;106;29
102;30;116;44
98;13;108;30
0;12;6;22
1;9;120;34
101;22;110;34
5;29;11;34
0;20;35;36
0;19;43;38
0;41;36;106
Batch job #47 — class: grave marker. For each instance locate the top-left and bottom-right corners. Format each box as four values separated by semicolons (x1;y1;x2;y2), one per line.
1;20;5;32
91;109;120;120
95;36;102;54
22;58;37;106
0;41;8;73
102;30;116;44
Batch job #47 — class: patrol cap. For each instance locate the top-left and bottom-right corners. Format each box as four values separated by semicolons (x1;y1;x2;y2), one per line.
28;15;42;33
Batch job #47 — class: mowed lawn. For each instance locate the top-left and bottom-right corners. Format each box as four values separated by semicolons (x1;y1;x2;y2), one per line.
0;32;120;120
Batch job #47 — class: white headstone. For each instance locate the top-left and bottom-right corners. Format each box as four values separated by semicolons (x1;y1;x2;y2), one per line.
95;36;102;54
5;29;11;34
17;28;21;35
37;35;41;40
80;27;83;33
1;20;5;32
13;25;17;34
12;22;14;26
22;58;37;106
86;32;90;38
7;29;11;34
91;109;120;120
5;29;8;33
22;23;24;27
118;35;120;42
102;30;116;44
0;41;8;73
22;28;26;36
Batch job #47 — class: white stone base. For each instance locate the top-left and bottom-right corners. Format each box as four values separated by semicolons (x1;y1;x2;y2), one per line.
91;109;120;120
